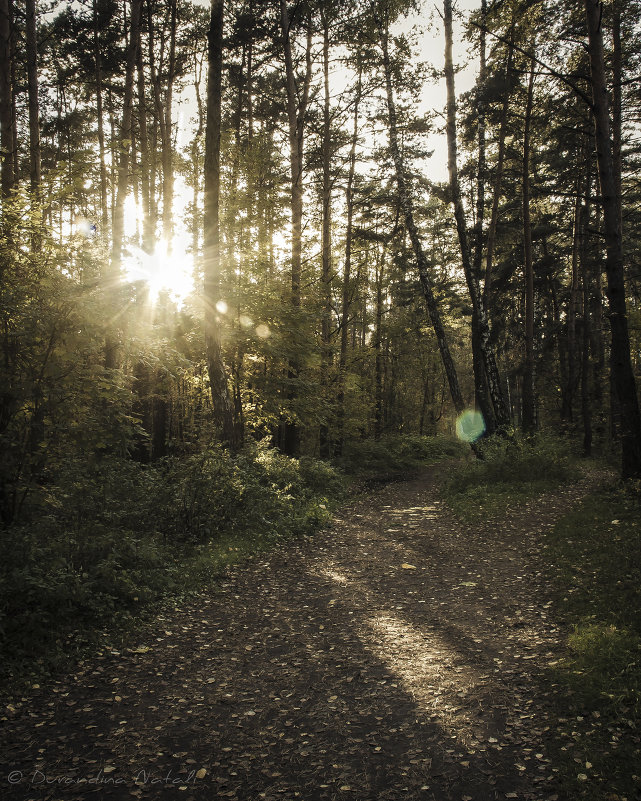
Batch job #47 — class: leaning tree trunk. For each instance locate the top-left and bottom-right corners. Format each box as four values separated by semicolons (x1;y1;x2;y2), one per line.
443;0;509;428
381;19;464;416
584;0;641;478
204;0;238;450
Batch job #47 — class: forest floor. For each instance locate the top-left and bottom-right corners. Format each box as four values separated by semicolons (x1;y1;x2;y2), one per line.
0;462;619;801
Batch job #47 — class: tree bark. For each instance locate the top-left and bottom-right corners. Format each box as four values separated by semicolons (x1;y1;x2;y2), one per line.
484;24;514;310
443;0;509;428
93;0;109;237
204;0;238;450
381;18;464;416
108;0;142;368
521;55;536;433
26;0;41;196
336;56;362;457
319;12;332;458
162;0;177;249
0;0;14;199
279;0;312;455
584;0;641;478
580;154;593;456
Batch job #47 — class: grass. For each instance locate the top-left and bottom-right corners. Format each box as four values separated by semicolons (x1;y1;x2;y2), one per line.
543;481;641;800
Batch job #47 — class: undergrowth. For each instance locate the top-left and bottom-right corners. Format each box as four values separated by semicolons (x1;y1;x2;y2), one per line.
0;433;459;698
442;432;581;521
339;433;468;481
544;482;641;800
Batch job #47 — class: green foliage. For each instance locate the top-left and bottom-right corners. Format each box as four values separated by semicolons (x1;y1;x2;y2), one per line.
543;482;641;798
339;434;467;481
443;433;581;520
0;444;346;694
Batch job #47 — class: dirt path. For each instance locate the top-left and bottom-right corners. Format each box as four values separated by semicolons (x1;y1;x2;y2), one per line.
0;466;598;801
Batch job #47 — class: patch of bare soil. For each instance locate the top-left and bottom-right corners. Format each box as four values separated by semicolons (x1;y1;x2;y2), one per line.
0;464;602;800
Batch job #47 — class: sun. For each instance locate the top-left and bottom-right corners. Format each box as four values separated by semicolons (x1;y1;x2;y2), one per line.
121;188;196;305
123;237;195;305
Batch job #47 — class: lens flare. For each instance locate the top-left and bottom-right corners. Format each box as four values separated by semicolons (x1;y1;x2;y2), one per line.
216;300;228;314
255;324;270;339
455;409;486;443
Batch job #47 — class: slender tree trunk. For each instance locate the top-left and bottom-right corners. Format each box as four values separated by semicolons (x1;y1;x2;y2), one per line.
137;40;152;253
381;18;464;416
26;0;41;195
336;59;362;457
443;0;509;428
584;0;641;478
581;156;593;455
521;56;536;433
567;160;583;424
204;0;237;450
319;13;332;458
0;0;14;199
93;0;109;237
279;0;312;455
147;3;163;246
163;0;177;249
611;0;622;235
470;0;496;434
484;24;514;309
374;249;384;439
108;0;142;368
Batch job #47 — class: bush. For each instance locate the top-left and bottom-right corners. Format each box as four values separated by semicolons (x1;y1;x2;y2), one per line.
443;433;581;520
0;443;346;692
340;434;467;481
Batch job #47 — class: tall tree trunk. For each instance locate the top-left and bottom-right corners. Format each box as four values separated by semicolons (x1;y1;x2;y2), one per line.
336;57;362;457
108;0;142;368
566;158;583;424
204;0;237;450
470;0;496;434
581;154;593;456
484;24;514;310
381;18;464;416
374;249;384;439
93;0;109;237
163;0;177;249
521;56;536;433
279;0;312;455
0;0;14;199
443;0;509;428
319;12;332;458
26;0;41;195
147;3;163;247
584;0;641;478
137;39;152;253
611;0;622;236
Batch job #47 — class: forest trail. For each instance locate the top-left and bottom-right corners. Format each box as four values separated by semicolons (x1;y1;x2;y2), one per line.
0;465;599;801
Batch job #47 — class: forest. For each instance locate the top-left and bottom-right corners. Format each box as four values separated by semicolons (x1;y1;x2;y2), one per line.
0;0;640;798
